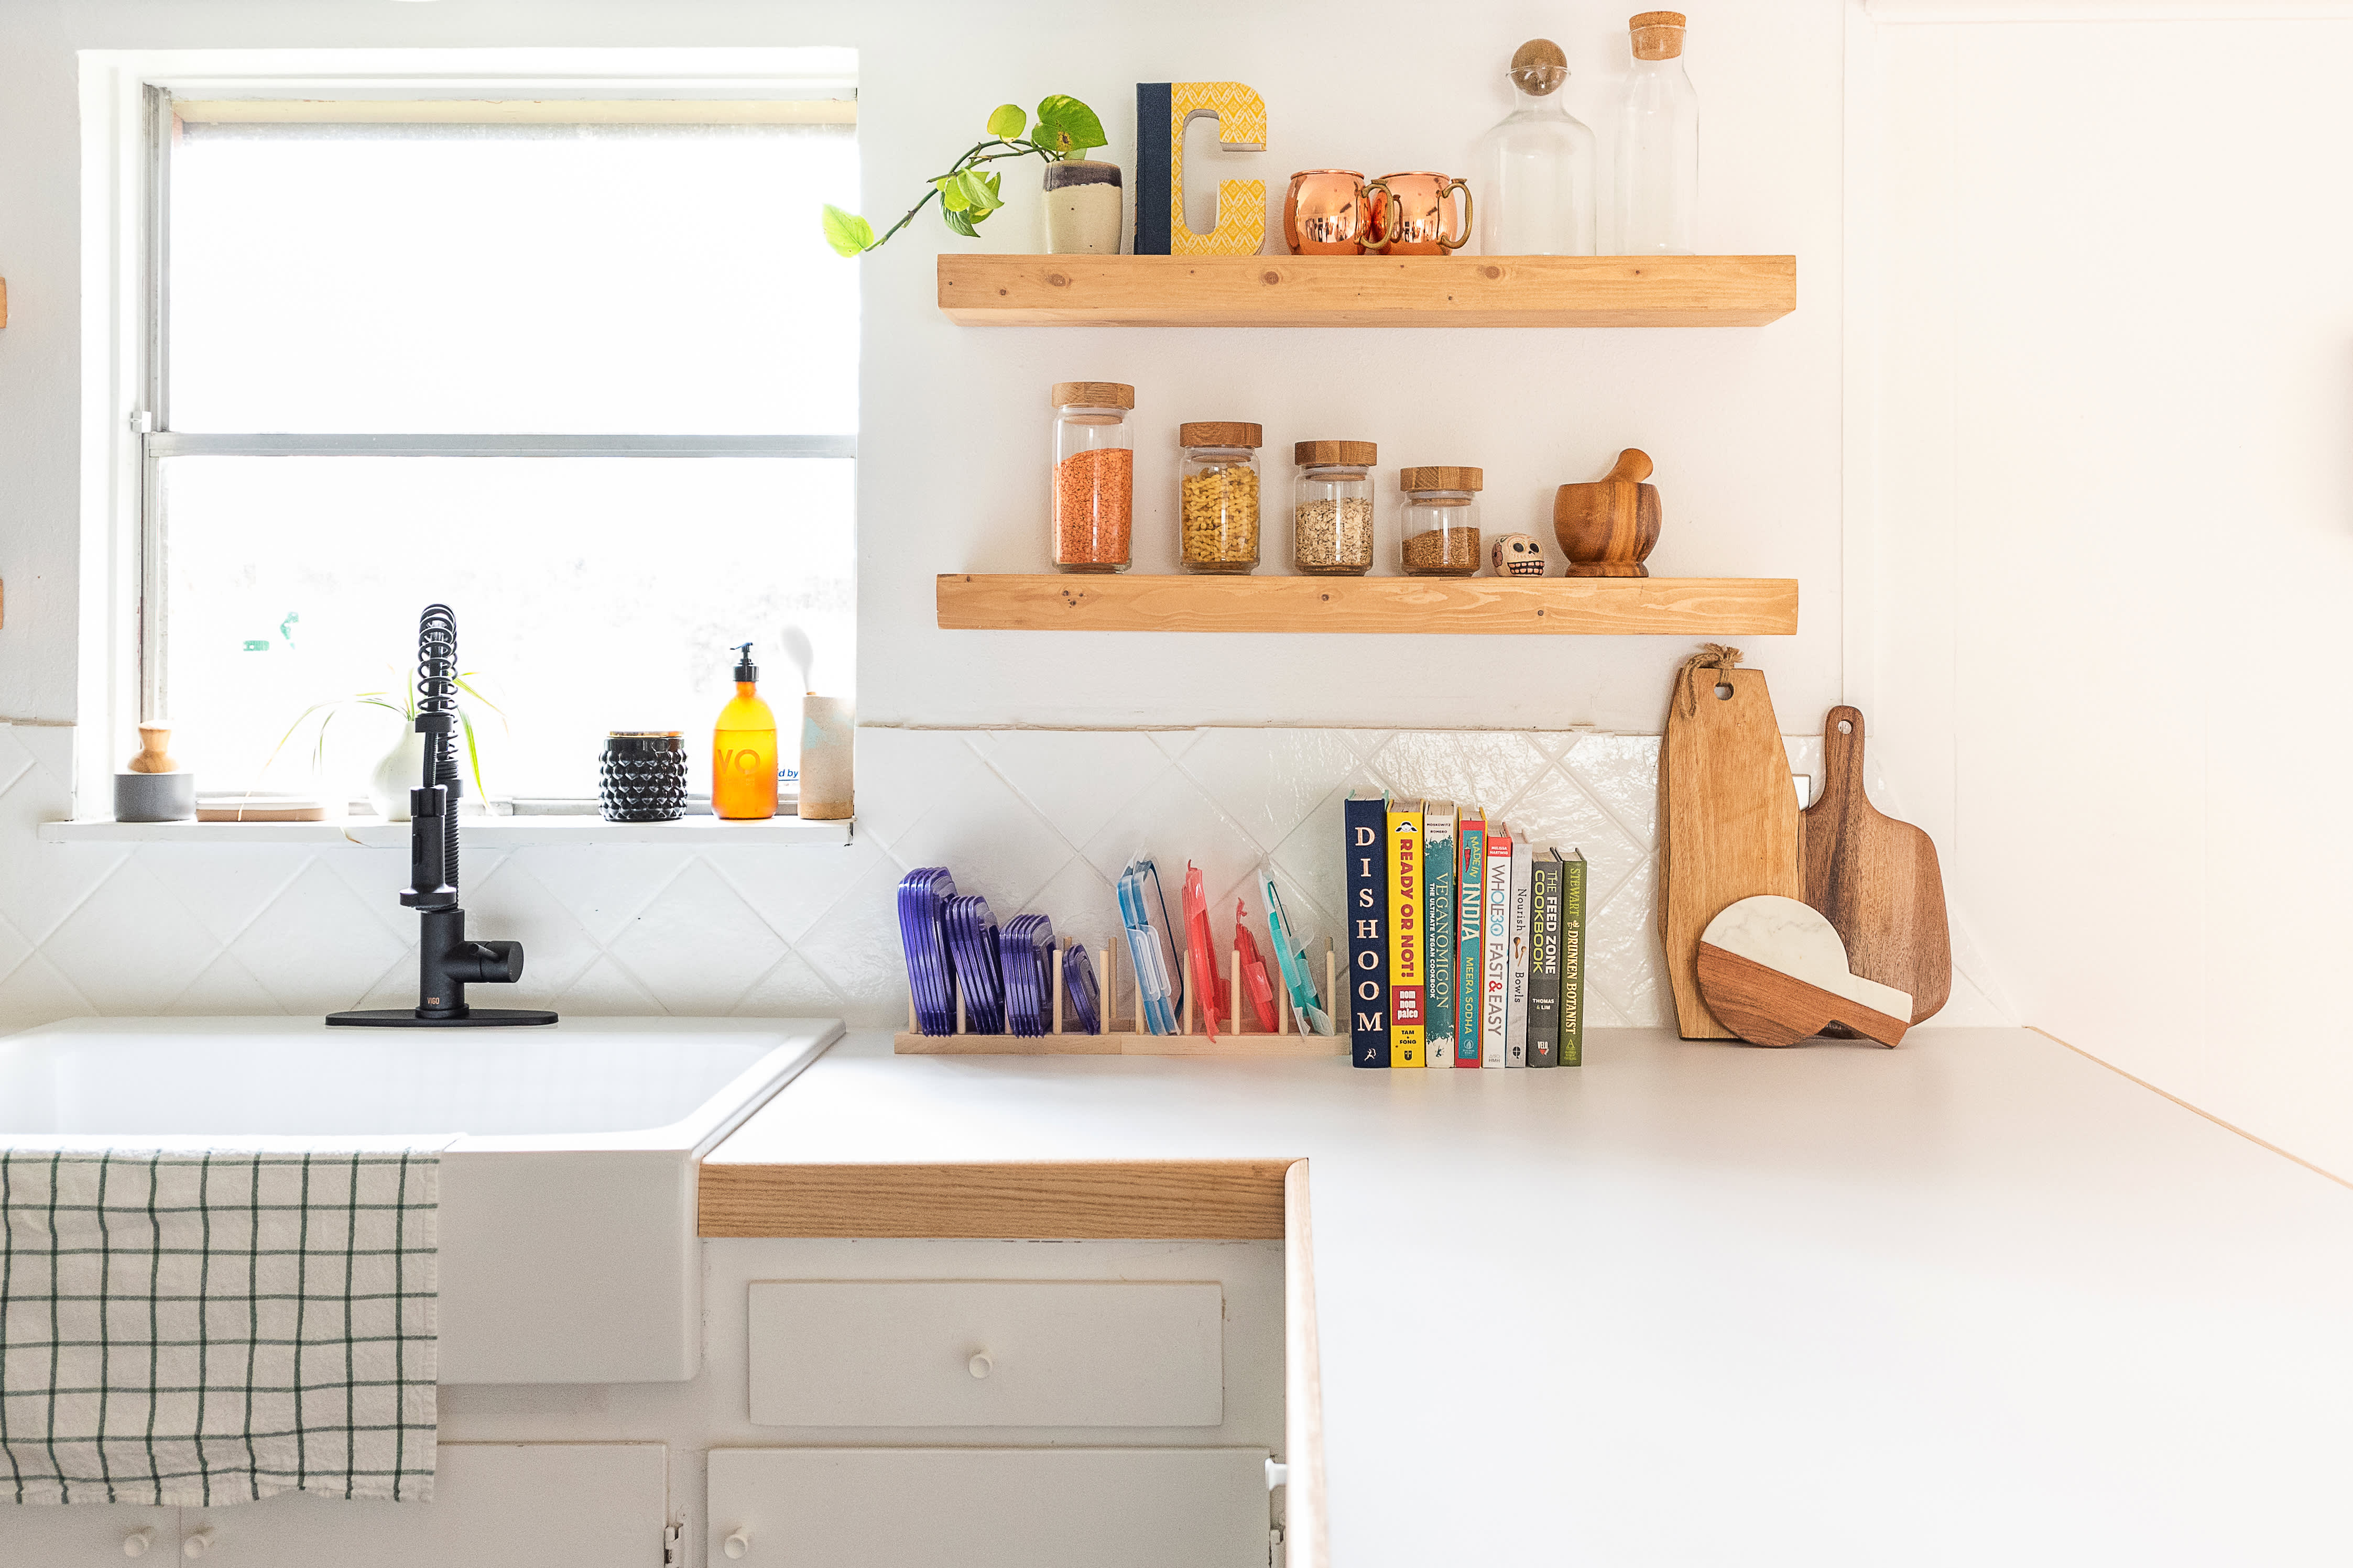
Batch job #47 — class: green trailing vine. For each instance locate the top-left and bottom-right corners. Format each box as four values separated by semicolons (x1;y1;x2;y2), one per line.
823;96;1107;256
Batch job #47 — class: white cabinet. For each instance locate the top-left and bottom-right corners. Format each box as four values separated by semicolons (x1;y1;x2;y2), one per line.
0;1503;176;1563
182;1443;667;1568
747;1280;1224;1428
706;1446;1269;1568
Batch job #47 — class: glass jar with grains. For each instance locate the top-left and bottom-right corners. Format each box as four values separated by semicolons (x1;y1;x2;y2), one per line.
1051;381;1135;573
1398;466;1483;576
1292;440;1377;575
1177;423;1264;574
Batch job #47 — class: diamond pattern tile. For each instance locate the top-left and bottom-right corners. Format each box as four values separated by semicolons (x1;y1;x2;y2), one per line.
607;858;789;1013
41;859;222;1015
1179;729;1360;853
0;725;1698;1037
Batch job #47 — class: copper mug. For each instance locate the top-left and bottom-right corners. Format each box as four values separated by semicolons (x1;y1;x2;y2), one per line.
1365;171;1473;255
1284;169;1371;255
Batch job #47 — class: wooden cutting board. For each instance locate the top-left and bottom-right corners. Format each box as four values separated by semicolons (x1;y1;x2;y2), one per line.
1660;654;1802;1039
1799;706;1951;1023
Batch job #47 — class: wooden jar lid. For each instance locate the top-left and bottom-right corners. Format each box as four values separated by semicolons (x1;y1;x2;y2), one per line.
1180;421;1263;448
1400;465;1483;492
1509;39;1568;96
1052;381;1135;410
1630;10;1686;60
1294;440;1378;467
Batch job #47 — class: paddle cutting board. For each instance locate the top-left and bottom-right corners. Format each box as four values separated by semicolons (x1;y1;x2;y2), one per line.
1660;662;1802;1039
1799;706;1951;1023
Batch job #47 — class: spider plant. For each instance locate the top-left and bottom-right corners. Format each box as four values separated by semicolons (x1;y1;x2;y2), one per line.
271;666;506;798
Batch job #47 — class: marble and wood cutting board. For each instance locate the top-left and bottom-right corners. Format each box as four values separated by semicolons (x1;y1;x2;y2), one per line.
1798;705;1952;1023
1660;659;1802;1039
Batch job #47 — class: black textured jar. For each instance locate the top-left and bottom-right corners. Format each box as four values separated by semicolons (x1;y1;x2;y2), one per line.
600;732;687;823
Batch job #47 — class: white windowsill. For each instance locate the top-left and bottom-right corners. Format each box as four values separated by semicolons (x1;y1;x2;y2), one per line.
38;815;854;847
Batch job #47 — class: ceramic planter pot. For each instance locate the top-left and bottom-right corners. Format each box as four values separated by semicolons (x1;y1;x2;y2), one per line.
1044;160;1122;255
368;727;429;821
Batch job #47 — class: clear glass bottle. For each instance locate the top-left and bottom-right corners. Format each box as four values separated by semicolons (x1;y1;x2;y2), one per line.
1292;440;1377;576
1611;11;1698;256
1178;422;1263;574
1475;39;1598;256
1398;466;1483;577
1050;381;1135;573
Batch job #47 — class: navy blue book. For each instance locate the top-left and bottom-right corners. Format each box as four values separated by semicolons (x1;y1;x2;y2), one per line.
1344;790;1389;1068
1134;83;1173;255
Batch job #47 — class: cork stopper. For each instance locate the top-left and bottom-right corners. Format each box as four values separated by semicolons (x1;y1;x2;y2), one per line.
1509;39;1569;96
1401;465;1483;492
1295;440;1378;467
1179;421;1263;449
1630;11;1686;61
1052;381;1135;410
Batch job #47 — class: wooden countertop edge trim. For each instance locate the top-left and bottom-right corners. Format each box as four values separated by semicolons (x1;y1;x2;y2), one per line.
1283;1158;1330;1568
696;1158;1298;1239
2027;1026;2350;1190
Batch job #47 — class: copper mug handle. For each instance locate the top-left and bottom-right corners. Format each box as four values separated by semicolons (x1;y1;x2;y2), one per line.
1438;177;1473;252
1361;177;1396;254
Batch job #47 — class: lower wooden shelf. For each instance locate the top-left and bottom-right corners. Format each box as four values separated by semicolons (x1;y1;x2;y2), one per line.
936;573;1798;636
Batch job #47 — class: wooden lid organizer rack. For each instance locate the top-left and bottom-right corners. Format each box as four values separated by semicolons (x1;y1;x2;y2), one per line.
894;934;1346;1058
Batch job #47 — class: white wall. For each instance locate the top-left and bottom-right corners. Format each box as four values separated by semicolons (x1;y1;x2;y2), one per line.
0;0;1848;742
1869;7;2353;1175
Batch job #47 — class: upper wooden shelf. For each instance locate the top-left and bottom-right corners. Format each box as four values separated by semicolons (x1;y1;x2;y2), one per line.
936;574;1798;637
936;254;1796;328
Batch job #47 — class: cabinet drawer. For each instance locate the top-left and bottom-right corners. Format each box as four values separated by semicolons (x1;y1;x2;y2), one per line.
707;1446;1268;1568
747;1280;1223;1428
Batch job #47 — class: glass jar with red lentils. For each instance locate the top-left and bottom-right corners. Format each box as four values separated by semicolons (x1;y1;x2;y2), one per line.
1050;382;1135;572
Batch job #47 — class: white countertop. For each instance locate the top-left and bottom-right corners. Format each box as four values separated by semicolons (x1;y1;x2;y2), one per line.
712;1026;2353;1566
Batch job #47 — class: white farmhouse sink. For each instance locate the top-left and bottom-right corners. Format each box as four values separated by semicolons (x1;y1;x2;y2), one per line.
0;1016;841;1384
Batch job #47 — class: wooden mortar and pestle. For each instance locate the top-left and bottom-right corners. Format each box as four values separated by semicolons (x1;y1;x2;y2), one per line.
1553;448;1662;576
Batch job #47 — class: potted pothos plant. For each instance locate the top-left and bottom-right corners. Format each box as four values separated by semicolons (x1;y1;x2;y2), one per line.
824;95;1118;257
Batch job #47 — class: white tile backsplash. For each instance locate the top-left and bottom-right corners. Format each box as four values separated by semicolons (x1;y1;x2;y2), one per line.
0;722;1841;1034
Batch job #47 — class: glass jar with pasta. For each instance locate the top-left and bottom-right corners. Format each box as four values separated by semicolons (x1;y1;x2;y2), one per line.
1177;422;1263;574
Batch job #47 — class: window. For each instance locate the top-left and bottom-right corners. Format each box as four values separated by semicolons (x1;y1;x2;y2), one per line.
141;91;857;802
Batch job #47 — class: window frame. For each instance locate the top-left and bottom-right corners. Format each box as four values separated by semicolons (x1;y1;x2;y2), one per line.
78;49;859;813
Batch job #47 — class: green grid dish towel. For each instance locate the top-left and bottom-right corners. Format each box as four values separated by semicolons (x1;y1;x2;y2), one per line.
0;1151;437;1506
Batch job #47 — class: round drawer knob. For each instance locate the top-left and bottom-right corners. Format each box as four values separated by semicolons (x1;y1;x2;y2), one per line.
123;1529;154;1558
182;1530;215;1560
724;1530;750;1560
968;1352;993;1379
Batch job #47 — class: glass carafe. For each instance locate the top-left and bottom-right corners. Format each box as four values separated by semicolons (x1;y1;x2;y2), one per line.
1611;11;1698;255
1475;40;1598;256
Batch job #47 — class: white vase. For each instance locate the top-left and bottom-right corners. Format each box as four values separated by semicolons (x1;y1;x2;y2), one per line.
1044;160;1123;255
368;728;429;821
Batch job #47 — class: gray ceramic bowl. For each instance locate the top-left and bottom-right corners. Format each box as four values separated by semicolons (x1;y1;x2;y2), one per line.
115;771;195;823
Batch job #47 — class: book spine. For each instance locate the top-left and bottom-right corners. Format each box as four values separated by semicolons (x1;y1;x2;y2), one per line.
1387;803;1425;1069
1134;83;1173;255
1455;819;1485;1066
1506;841;1533;1067
1528;856;1561;1068
1423;807;1457;1070
1344;795;1389;1068
1481;830;1510;1068
1562;852;1586;1068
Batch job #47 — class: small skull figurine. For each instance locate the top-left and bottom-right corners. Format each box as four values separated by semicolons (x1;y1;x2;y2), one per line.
1491;532;1547;577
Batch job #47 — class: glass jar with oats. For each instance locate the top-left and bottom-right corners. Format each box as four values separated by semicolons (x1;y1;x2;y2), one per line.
1292;440;1377;575
1051;382;1135;573
1398;466;1483;576
1176;422;1263;574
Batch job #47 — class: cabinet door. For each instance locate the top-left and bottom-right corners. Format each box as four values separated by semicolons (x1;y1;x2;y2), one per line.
707;1446;1268;1568
183;1443;667;1568
0;1503;176;1563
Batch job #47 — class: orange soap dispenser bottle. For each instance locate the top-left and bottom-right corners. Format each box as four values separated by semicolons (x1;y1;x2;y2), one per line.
712;642;778;820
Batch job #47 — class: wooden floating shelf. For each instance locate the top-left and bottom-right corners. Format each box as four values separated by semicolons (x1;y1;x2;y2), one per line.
937;574;1799;637
938;253;1796;328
